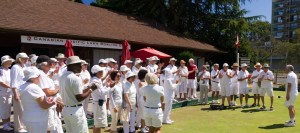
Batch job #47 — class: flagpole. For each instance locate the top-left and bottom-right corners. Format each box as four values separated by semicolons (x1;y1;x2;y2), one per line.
236;48;239;65
235;34;239;65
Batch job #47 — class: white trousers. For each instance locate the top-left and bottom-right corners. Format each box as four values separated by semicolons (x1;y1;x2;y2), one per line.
82;95;90;115
23;120;48;133
110;105;122;132
136;101;144;126
163;98;173;122
13;98;26;132
62;106;88;133
123;105;137;133
48;108;64;133
199;85;209;103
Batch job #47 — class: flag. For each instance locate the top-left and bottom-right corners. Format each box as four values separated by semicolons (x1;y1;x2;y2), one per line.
121;40;130;65
235;34;240;49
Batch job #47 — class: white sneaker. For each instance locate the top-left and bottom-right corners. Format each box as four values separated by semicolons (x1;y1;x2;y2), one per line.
141;127;148;133
3;124;13;131
240;104;243;108
284;121;296;127
18;129;28;133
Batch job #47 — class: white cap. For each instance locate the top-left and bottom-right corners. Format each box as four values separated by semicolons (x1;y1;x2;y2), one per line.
120;65;130;72
16;52;29;59
91;65;106;74
98;59;108;64
169;58;177;62
1;55;15;65
106;58;117;63
81;60;88;65
241;63;247;67
30;56;38;64
66;56;82;65
134;58;143;65
49;58;58;63
189;58;194;63
153;56;159;60
23;67;40;81
149;56;156;61
223;63;229;67
56;53;66;59
124;60;133;64
125;71;136;79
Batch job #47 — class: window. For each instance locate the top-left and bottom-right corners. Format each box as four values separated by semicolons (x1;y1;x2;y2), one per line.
277;25;283;30
275;32;283;38
291;23;297;29
278;10;284;15
278;17;283;23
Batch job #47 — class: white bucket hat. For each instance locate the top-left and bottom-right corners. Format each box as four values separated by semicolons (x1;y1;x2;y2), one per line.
23;67;40;81
98;59;108;64
125;71;136;79
254;62;262;68
120;65;130;72
223;63;229;67
81;60;88;65
134;58;143;65
169;58;177;62
149;56;156;61
124;60;133;64
106;58;117;63
91;65;106;74
153;56;159;60
30;56;38;64
1;55;15;65
241;63;247;67
55;53;66;59
49;58;58;63
16;52;29;59
66;56;82;65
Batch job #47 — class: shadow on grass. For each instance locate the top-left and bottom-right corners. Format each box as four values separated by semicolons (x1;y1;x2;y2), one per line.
241;108;264;113
258;124;285;129
201;106;239;111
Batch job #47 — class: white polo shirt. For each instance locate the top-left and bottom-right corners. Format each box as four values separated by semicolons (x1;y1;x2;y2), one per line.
143;85;164;107
286;71;298;96
109;82;123;108
231;70;239;84
165;64;177;81
238;70;249;89
259;70;274;88
10;64;26;90
179;66;188;77
123;81;137;105
252;69;263;82
19;82;48;122
80;70;91;89
211;69;220;83
39;70;58;108
147;64;158;73
59;71;84;106
198;71;210;85
0;67;11;95
90;77;109;101
220;69;232;85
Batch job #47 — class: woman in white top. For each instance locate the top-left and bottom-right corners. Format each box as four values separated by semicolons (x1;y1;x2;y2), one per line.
136;69;148;133
120;65;131;83
90;65;109;133
123;71;137;133
178;60;188;100
19;67;55;133
36;55;63;133
143;73;165;133
108;71;122;133
0;55;14;131
80;60;91;116
11;52;29;133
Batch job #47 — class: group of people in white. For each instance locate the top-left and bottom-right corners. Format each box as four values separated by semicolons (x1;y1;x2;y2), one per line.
0;52;298;133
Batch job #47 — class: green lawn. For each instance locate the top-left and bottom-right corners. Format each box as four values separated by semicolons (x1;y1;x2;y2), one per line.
93;91;299;133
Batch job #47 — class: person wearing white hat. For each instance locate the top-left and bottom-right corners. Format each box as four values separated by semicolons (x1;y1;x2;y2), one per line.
135;69;148;132
238;63;250;108
30;55;38;67
90;65;110;133
211;63;221;104
106;58;117;71
80;60;91;116
219;63;233;109
251;62;263;107
178;60;188;100
258;63;274;111
124;60;133;70
163;68;180;125
98;59;111;82
19;67;56;133
143;73;165;133
230;63;239;106
147;56;163;76
55;53;67;76
11;52;29;133
48;58;60;86
123;71;137;133
166;58;178;99
25;54;37;67
98;59;108;67
0;55;14;131
59;56;97;133
36;55;64;133
132;58;143;75
198;65;210;104
120;65;131;83
187;58;198;99
108;71;123;133
284;65;298;127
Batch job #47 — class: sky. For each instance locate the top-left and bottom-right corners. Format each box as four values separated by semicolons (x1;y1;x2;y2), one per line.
82;0;272;22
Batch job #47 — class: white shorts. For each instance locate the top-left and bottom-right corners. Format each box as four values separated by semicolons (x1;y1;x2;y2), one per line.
187;79;196;89
259;87;274;97
220;84;231;97
211;82;221;91
285;95;298;107
143;108;163;128
179;78;188;93
252;83;260;94
0;94;12;119
23;120;48;133
239;87;249;95
93;101;108;128
230;83;239;95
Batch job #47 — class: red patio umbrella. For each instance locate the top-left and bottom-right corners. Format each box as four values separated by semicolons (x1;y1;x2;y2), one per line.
121;40;131;65
64;40;74;58
131;47;171;61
